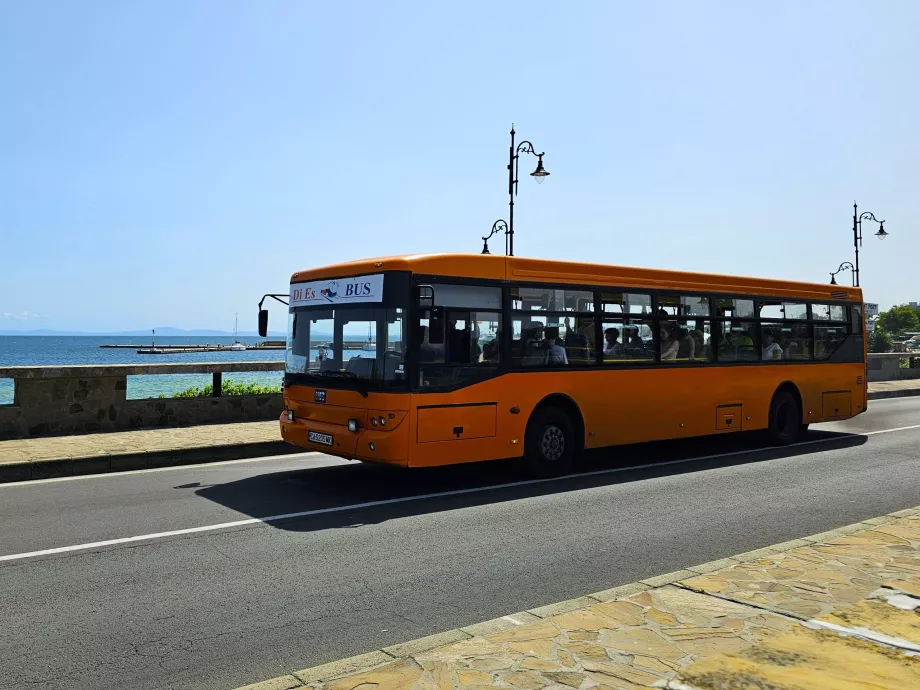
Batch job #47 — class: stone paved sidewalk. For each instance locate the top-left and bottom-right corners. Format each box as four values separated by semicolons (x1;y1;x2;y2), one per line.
237;508;920;690
0;420;294;482
669;576;920;688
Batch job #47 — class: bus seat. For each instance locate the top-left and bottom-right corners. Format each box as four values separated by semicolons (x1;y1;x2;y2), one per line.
346;356;375;378
383;351;402;380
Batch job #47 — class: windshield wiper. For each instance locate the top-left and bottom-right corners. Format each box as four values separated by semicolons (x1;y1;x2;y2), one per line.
311;370;369;397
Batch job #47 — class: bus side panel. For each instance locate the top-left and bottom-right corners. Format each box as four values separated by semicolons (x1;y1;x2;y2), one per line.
576;368;761;447
405;362;866;467
407;386;529;467
578;363;866;446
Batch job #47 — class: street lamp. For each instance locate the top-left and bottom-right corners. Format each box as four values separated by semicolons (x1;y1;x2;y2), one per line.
506;124;549;256
481;219;507;255
852;202;888;287
829;261;855;286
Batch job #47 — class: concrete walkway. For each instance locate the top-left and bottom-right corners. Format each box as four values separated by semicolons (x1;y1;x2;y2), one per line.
0;420;295;482
237;508;920;690
868;378;920;399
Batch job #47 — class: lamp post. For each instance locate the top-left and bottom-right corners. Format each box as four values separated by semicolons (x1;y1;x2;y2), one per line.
852;202;888;287
481;219;507;255
829;261;855;287
506;124;549;256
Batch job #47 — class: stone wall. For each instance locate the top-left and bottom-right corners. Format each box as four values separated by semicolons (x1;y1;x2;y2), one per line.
0;362;284;440
867;353;920;382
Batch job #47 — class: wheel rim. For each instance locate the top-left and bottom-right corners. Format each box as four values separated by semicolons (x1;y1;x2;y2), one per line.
541;425;565;462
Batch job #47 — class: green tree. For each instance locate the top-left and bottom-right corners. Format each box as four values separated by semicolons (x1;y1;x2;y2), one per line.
876;305;920;336
868;330;892;353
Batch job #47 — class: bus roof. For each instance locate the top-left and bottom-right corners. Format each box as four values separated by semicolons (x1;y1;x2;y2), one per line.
290;253;863;302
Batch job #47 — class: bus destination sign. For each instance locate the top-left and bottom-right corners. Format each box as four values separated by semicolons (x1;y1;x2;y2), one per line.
290;274;384;307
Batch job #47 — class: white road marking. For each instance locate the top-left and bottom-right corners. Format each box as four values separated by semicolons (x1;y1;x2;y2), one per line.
0;451;325;488
2;423;919;564
863;423;920;436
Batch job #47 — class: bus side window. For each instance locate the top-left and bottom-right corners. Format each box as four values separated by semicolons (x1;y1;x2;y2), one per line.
849;305;863;335
428;307;445;344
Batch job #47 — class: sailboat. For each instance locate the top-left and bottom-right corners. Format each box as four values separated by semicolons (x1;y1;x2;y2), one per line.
230;314;246;351
361;323;376;351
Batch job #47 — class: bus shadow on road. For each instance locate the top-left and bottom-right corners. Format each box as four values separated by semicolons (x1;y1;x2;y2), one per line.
195;430;867;533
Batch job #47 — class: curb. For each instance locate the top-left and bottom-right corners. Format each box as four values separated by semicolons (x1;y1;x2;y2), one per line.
2;389;914;483
0;441;302;484
868;387;920;400
235;505;920;690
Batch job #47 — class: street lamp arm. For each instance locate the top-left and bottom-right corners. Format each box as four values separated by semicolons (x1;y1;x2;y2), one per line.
482;220;508;242
516;140;544;157
481;220;509;255
859;211;883;224
829;261;856;287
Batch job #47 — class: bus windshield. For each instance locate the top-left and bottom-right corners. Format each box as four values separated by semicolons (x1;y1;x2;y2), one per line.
287;304;408;388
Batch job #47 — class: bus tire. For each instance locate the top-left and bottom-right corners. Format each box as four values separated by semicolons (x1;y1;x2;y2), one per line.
768;389;804;445
522;406;575;478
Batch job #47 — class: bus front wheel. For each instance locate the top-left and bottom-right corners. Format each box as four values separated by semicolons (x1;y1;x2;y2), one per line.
522;406;575;478
768;389;804;445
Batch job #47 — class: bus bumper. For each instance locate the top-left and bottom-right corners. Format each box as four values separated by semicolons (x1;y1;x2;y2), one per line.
279;413;409;467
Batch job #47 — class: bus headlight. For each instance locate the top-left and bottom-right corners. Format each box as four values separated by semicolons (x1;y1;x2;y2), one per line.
287;410;295;422
348;419;358;432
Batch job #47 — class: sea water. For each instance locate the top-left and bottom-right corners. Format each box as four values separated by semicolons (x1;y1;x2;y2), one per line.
0;336;312;404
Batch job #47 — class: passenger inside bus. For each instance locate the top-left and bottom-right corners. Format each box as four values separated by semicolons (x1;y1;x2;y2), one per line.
625;326;644;352
660;324;679;360
676;326;695;360
521;322;546;365
762;329;784;360
446;319;470;363
482;331;500;362
544;326;569;365
603;328;624;355
563;316;591;360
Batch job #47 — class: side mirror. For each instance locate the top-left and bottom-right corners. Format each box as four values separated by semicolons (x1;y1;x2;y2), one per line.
414;284;435;308
258;310;269;338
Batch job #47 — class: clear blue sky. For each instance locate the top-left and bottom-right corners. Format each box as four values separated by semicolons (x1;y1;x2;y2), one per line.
1;1;917;333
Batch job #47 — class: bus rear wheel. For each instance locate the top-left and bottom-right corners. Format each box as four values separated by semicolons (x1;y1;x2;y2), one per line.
768;389;804;445
522;406;576;478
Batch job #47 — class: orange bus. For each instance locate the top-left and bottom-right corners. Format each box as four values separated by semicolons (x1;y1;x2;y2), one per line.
258;254;866;476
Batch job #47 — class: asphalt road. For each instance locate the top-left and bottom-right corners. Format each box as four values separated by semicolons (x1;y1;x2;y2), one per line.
1;397;919;690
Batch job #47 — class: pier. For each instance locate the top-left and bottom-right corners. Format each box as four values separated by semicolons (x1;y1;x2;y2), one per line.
100;341;367;354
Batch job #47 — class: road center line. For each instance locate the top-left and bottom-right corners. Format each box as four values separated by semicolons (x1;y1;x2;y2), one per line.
2;423;919;564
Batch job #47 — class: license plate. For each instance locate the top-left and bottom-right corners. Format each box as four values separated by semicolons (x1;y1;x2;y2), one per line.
308;431;333;446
